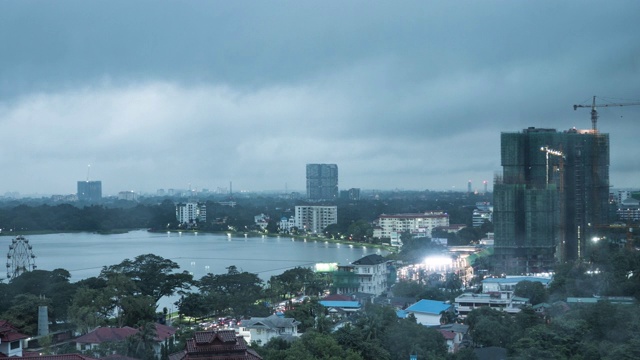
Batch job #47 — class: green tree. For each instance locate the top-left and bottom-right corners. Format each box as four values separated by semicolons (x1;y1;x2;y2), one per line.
197;266;264;317
101;254;193;302
381;319;448;360
127;322;157;360
68;287;113;334
514;280;549;305
281;331;363;360
1;294;50;335
120;295;157;328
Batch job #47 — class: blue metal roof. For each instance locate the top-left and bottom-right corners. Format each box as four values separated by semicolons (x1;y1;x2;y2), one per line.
405;300;452;315
319;301;361;309
482;276;552;285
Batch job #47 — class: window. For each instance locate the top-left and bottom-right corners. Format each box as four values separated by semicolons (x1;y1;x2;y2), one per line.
10;341;20;350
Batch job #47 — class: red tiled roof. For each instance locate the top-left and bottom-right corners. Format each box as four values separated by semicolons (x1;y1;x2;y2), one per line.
154;323;177;342
21;354;99;360
75;327;138;344
0;320;29;342
183;330;262;360
438;329;456;340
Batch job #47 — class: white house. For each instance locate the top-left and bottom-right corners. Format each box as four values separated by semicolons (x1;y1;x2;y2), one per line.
405;299;453;326
333;254;394;296
254;213;270;230
238;314;300;345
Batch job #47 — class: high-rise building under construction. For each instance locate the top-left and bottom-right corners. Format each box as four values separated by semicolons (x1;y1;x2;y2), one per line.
306;164;339;200
493;127;609;274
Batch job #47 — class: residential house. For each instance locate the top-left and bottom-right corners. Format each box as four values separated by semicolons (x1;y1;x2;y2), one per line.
169;329;262;360
404;300;454;326
75;327;138;353
254;214;270;230
319;301;362;320
238;314;300;345
0;320;28;357
75;324;176;358
434;323;469;353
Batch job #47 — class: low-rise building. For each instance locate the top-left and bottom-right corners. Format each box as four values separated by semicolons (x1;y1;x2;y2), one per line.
454;292;530;319
75;324;176;358
169;329;262;360
238;314;300;345
0;320;28;357
254;214;270;230
404;299;454;326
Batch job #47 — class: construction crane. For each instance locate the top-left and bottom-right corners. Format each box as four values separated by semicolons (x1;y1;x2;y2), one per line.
540;146;564;186
573;96;640;131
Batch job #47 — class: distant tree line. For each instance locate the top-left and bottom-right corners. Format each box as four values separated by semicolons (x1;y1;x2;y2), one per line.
0;195;490;241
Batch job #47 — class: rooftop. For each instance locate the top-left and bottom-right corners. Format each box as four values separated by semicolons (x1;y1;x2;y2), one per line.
405;300;452;315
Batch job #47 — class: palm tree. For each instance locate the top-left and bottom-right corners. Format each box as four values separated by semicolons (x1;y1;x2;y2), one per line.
128;322;157;360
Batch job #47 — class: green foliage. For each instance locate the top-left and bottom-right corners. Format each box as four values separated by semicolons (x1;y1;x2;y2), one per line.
278;331;364;360
1;294;51;335
284;299;327;333
196;265;264;317
101;254;194;302
514;280;549;305
466;307;516;348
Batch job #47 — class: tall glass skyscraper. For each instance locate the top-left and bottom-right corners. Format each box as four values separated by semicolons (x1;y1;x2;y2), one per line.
494;127;609;274
306;164;338;200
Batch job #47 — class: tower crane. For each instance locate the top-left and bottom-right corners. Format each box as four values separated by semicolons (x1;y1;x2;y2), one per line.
573;96;640;132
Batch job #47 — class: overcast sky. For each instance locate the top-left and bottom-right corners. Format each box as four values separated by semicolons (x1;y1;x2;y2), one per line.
1;1;639;196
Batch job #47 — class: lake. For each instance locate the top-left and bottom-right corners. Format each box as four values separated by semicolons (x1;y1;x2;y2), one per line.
4;230;384;309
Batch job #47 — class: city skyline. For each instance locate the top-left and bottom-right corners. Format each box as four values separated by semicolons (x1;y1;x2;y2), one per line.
1;2;639;195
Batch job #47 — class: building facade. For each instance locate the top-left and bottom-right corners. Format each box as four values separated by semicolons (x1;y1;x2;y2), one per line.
331;254;394;296
306;164;338;200
294;205;337;234
77;181;102;202
373;212;449;240
176;202;207;225
494;127;609;273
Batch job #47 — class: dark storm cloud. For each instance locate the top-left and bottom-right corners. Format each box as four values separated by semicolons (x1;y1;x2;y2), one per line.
1;1;639;195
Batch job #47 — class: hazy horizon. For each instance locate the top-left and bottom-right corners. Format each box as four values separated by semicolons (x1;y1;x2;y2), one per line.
1;1;639;196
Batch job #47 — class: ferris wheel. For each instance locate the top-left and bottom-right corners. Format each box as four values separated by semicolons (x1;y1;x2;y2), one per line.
6;235;37;280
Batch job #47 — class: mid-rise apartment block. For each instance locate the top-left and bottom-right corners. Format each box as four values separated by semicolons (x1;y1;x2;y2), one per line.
176;202;207;225
373;211;449;240
294;205;337;234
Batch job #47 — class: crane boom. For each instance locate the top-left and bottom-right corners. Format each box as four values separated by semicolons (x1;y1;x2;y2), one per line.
573;95;640;131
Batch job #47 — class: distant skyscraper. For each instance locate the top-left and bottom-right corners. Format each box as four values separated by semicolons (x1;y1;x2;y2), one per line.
493;127;609;273
306;164;338;200
77;181;102;202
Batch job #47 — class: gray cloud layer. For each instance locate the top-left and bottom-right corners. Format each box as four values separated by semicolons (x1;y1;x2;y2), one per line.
1;1;639;195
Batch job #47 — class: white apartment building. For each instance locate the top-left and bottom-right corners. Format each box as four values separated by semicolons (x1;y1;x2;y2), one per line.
176;202;207;224
454;276;551;319
373;211;449;239
294;206;337;234
334;254;393;296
